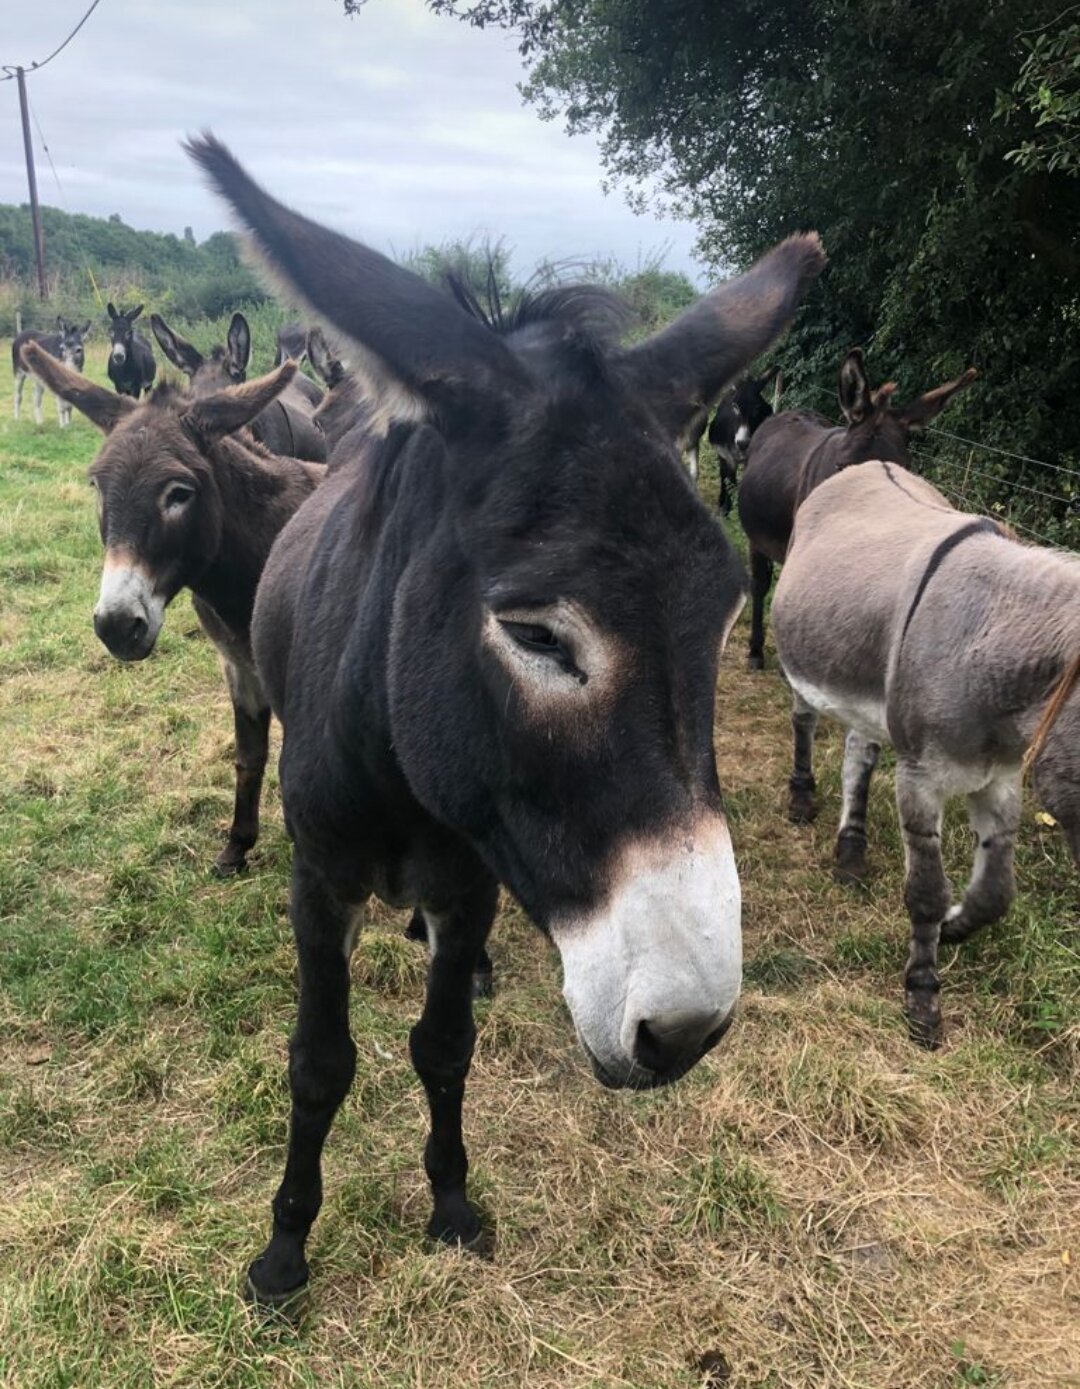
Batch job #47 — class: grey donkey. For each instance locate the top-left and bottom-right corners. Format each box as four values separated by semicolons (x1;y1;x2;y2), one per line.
772;460;1080;1047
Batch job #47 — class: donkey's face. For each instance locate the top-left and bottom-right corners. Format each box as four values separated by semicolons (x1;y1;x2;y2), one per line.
106;303;143;368
59;319;88;372
18;340;295;662
187;133;826;1089
835;349;977;468
150;311;251;396
731;370;777;452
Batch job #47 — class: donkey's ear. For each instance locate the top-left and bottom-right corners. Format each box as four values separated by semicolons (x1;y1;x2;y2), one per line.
307;326;343;387
106;302;118;320
227;313;251;375
183;360;296;443
618;234;827;443
128;304;144;323
185;132;524;431
20;339;136;433
150;314;203;376
838;349;873;424
758;362;781;388
80;321;92;337
898;367;977;431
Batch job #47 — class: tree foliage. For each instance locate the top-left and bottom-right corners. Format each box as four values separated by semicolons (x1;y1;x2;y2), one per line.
410;0;1079;539
998;18;1080;178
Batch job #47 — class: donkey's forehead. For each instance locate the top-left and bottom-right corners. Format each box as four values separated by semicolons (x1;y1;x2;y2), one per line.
90;414;200;480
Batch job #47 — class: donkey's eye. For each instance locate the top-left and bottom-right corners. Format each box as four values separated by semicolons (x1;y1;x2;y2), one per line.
500;620;561;654
162;483;195;513
498;619;587;684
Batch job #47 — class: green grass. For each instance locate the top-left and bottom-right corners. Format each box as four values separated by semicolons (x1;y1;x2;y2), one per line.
0;342;1077;1388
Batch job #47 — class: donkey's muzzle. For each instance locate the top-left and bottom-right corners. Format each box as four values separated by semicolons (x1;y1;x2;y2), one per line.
94;607;152;661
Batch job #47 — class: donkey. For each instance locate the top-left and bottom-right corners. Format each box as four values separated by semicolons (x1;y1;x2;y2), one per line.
187;131;824;1303
20;340;322;877
150;311;327;462
737;348;976;669
274;321;324;408
12;318;89;425
106;303;157;399
306;325;376;462
772;460;1080;1047
708;365;780;516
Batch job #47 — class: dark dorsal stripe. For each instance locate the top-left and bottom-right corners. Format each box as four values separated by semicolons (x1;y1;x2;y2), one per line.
899;517;1004;646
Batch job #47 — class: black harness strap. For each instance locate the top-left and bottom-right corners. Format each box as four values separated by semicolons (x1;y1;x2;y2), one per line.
899;517;1004;646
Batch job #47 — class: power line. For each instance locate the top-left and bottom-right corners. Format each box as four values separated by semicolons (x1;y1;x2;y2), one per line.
1;0;105;82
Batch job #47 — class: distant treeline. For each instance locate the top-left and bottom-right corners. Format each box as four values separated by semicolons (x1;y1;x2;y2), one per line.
0;202;272;334
0;201;696;346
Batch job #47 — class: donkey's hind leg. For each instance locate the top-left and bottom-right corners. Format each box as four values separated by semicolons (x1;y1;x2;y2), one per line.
939;772;1020;944
410;877;498;1250
788;689;819;824
895;761;949;1048
33;379;45;426
834;731;881;885
747;548;773;670
247;859;360;1305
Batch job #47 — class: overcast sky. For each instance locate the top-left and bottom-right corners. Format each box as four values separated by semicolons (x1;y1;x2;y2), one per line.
0;0;704;282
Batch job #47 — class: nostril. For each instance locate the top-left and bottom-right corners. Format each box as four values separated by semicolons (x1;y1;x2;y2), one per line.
633;1009;730;1076
634;1020;669;1073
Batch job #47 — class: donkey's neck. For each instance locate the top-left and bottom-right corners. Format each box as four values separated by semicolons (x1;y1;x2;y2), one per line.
189;435;315;638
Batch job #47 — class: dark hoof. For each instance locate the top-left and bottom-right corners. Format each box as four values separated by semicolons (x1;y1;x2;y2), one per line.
747;652;766;672
833;837;869;888
939;910;976;946
244;1256;309;1313
212;851;249;879
788;794;818;825
427;1201;485;1253
905;995;942;1050
404;909;427;943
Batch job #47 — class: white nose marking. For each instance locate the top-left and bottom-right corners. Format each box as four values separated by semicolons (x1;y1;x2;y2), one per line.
735;424;751;448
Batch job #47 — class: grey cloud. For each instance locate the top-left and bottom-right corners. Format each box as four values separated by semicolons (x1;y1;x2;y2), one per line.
1;0;703;279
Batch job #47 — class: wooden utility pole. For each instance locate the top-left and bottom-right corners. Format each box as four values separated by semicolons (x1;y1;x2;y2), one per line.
15;67;47;299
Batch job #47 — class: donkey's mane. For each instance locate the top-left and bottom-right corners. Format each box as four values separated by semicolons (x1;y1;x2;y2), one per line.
442;264;631;349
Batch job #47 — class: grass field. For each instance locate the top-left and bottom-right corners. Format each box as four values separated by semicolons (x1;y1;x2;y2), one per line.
0;342;1077;1389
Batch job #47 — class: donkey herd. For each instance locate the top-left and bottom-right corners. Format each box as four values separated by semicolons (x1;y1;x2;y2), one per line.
11;134;1079;1306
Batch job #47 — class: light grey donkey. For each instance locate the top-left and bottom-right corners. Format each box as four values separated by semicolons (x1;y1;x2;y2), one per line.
772;460;1080;1047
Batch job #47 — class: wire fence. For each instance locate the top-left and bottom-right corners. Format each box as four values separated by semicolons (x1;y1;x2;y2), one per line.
794;384;1079;552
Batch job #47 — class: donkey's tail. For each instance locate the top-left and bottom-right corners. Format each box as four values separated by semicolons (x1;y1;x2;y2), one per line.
1023;650;1080;776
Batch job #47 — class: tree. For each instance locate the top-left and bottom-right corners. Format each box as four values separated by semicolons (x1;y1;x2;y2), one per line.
373;0;1079;537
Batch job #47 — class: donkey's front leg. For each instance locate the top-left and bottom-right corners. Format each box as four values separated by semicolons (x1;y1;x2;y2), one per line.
896;762;949;1049
13;369;25;421
940;773;1020;944
410;878;498;1248
788;689;819;823
247;858;360;1306
834;730;881;885
215;695;271;877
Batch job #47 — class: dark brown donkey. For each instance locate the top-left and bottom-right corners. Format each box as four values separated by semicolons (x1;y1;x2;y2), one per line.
737;348;976;670
188;132;824;1304
21;341;322;875
150;311;327;462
